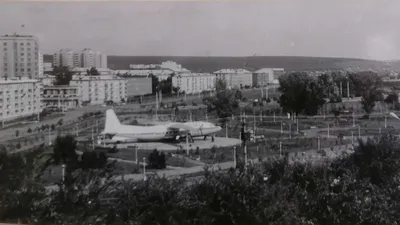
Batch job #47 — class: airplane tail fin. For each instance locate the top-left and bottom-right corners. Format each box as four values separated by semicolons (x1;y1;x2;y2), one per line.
104;109;121;134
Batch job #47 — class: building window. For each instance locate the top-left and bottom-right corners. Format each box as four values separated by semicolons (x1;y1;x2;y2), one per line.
20;53;24;56
3;43;6;46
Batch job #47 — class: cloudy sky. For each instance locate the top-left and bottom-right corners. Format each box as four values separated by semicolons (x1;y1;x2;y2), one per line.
1;0;399;60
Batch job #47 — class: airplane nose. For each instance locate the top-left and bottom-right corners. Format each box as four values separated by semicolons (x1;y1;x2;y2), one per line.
216;126;222;132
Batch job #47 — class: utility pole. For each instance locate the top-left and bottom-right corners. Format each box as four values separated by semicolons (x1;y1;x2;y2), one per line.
233;146;237;168
279;141;282;158
143;157;147;181
347;81;350;99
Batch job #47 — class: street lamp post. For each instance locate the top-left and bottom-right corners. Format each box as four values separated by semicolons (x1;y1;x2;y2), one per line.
280;121;283;134
385;116;387;129
358;125;361;138
289;123;292;139
135;145;138;165
317;136;320;150
233;146;237;168
352;112;355;127
143;157;147;181
61;164;66;183
327;123;330;138
48;127;52;146
279;141;282;158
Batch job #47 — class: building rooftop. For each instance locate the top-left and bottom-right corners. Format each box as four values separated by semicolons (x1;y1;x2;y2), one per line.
176;73;213;77
71;75;124;81
214;69;252;74
254;68;274;74
0;78;40;84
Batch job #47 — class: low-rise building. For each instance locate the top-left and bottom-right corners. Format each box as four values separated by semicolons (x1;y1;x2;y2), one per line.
43;62;53;74
114;69;174;81
0;78;42;123
38;75;56;86
172;73;216;94
214;69;252;88
71;67;113;76
42;85;81;111
69;75;126;105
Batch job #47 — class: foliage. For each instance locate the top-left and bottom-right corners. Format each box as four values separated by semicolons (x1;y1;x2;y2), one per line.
202;78;241;119
53;66;74;86
2;134;400;225
41;135;79;174
384;92;398;105
351;72;383;114
278;72;326;116
86;67;100;76
0;148;46;223
80;151;109;170
27;128;32;133
147;149;167;169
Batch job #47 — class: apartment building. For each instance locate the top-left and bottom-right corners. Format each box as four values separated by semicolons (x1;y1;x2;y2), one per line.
42;85;81;110
69;75;126;105
253;68;274;87
38;75;56;86
53;48;74;68
43;62;53;74
272;68;285;80
53;48;108;69
0;77;42;122
124;76;152;97
114;69;173;81
79;48;107;69
0;34;40;79
172;73;216;94
214;69;252;88
38;51;43;77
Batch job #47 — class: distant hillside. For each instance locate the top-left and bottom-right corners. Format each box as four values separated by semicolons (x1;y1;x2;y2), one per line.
43;55;395;72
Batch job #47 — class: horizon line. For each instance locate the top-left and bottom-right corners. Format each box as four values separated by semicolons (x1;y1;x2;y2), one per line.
42;54;397;62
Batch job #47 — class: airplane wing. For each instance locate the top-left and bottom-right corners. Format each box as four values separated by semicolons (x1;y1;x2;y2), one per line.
167;123;198;132
389;112;400;120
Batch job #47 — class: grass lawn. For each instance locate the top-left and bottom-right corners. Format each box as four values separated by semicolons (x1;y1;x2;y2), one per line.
320;128;398;137
175;136;351;165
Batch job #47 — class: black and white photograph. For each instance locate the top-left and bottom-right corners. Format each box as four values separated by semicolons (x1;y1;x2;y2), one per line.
0;0;400;224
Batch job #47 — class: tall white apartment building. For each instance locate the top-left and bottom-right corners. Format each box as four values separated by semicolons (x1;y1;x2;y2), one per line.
53;48;75;68
38;51;44;77
0;34;40;79
53;48;107;69
78;48;107;69
69;75;126;105
0;78;42;123
172;73;216;94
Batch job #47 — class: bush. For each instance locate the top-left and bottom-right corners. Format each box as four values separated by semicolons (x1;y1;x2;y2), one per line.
27;128;32;133
147;149;166;169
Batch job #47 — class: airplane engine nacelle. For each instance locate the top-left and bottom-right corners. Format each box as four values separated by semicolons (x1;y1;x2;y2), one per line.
175;135;181;140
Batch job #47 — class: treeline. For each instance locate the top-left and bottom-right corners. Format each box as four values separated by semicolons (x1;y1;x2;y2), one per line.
0;134;400;224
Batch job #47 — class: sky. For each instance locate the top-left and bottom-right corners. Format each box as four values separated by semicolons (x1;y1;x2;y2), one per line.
1;0;400;60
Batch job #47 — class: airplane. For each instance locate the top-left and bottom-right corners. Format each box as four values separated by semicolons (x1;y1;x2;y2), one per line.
102;109;222;143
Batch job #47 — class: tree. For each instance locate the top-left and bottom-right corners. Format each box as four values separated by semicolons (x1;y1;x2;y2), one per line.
147;150;166;169
41;135;79;174
27;128;32;133
53;66;74;86
384;92;398;109
57;119;63;126
15;130;19;137
51;124;56;131
0;148;46;223
87;67;100;76
352;72;383;114
278;72;326;116
202;78;241;119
